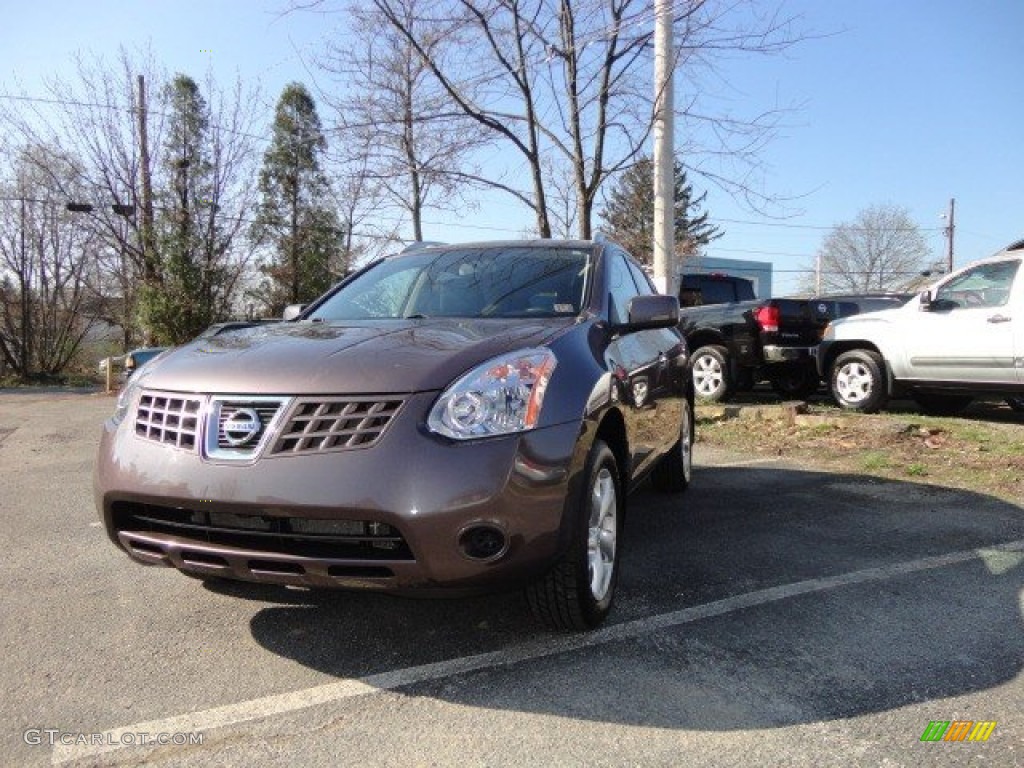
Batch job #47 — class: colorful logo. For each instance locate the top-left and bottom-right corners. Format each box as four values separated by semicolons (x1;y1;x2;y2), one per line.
920;721;996;742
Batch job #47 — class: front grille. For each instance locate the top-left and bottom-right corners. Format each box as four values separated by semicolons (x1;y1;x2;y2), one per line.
112;502;414;561
215;402;283;450
135;394;202;449
270;398;404;455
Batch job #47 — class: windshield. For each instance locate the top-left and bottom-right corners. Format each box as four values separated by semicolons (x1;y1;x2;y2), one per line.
308;246;591;321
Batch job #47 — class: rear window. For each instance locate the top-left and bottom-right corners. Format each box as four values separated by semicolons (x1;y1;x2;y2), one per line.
679;274;754;306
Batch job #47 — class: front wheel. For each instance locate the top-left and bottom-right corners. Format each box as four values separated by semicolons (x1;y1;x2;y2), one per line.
651;399;694;493
1007;396;1024;413
830;349;889;413
527;440;621;631
691;345;732;403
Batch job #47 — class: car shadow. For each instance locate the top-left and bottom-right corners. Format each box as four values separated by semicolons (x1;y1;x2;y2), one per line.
238;464;1023;730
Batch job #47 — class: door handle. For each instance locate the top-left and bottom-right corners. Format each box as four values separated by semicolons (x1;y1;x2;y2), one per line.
987;314;1012;324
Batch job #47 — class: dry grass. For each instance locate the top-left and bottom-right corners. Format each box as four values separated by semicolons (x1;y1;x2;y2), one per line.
696;400;1024;503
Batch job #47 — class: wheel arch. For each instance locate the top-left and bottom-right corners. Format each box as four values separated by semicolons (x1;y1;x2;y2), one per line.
824;341;892;394
687;329;726;352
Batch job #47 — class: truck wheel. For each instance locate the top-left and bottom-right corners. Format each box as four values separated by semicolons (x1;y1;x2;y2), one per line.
651;398;694;493
912;393;973;416
1007;396;1024;413
830;350;888;413
769;365;820;400
526;440;621;630
691;345;732;403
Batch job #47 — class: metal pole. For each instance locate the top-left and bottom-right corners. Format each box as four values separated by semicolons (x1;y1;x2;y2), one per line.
944;197;955;273
652;0;675;295
19;197;29;376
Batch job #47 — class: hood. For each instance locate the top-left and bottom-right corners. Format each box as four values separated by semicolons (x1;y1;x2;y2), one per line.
827;303;910;335
139;318;575;395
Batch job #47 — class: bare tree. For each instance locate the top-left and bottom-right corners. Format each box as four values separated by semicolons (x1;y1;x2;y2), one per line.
330;148;403;265
0;48;262;345
354;0;802;238
805;204;933;294
317;0;487;242
0;148;104;376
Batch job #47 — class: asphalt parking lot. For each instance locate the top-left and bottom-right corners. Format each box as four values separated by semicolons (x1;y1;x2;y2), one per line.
1;391;1021;767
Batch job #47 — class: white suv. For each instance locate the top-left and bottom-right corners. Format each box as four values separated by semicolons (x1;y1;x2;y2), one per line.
818;239;1024;415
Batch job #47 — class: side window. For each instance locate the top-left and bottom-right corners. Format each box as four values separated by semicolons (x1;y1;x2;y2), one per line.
606;253;637;325
934;259;1020;310
626;259;656;296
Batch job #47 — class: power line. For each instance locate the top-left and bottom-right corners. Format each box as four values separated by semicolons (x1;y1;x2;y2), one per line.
713;215;945;233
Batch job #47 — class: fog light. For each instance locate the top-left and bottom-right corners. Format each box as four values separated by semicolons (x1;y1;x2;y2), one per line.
457;524;509;562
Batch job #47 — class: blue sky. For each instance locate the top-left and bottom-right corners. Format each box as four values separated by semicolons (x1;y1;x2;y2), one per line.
1;0;1021;295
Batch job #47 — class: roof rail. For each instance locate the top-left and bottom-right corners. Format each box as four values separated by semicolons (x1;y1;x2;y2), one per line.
400;241;447;254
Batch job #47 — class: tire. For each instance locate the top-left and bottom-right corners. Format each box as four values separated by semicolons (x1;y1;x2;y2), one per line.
527;440;621;631
691;345;732;403
768;365;820;400
912;392;973;416
651;398;694;493
830;349;888;413
1007;396;1024;413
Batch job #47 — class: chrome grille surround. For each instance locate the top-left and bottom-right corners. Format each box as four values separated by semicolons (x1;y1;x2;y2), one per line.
270;397;405;455
203;396;291;462
135;392;203;450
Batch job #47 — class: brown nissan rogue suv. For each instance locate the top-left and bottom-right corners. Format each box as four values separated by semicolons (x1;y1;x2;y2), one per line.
95;239;694;629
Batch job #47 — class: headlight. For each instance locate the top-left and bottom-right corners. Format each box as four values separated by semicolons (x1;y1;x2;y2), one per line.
112;374;142;424
427;348;557;440
111;352;166;424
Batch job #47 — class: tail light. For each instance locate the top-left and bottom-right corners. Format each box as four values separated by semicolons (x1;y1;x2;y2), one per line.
754;305;780;333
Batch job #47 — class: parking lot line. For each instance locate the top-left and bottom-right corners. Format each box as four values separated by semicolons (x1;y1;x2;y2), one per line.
52;538;1024;765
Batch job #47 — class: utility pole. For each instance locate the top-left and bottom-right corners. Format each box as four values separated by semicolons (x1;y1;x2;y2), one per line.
815;253;822;295
19;197;29;377
137;75;156;284
943;197;955;273
651;0;674;295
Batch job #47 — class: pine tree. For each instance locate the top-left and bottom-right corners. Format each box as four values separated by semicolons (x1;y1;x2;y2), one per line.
139;74;228;344
251;84;343;315
598;157;721;266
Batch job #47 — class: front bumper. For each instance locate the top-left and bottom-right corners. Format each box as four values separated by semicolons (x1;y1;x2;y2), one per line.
95;391;586;593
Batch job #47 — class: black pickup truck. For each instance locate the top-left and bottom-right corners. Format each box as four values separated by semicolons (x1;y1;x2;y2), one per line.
677;273;910;402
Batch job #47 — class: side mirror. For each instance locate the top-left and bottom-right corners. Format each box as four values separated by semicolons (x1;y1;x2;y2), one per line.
282;304;307;321
623;294;679;332
918;290;933;311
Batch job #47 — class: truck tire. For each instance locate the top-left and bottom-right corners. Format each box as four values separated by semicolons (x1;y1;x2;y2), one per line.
768;364;820;400
912;393;973;416
691;345;732;403
830;349;888;413
1007;396;1024;413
